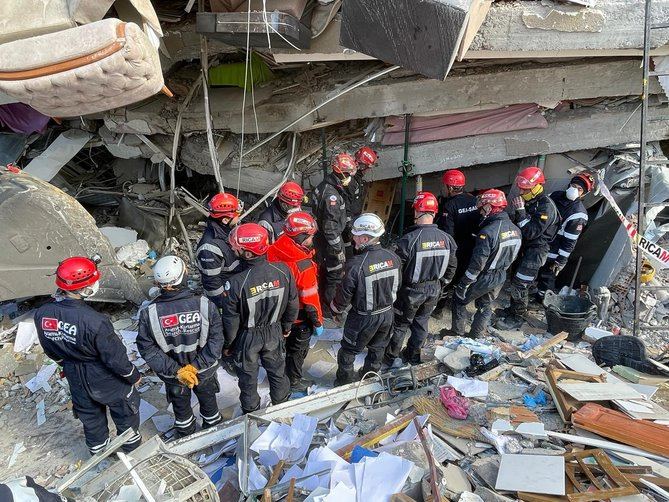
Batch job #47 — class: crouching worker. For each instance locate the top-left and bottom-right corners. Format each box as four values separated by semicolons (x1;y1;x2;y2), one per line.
267;212;324;392
35;256;142;456
137;256;224;438
332;213;401;386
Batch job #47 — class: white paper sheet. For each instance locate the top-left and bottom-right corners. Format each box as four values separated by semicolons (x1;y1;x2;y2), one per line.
447;376;489;398
251;414;318;466
320;482;357;501
151;414;173;432
247;458;268;491
139;399;158;425
25;363;58;393
308;360;337;379
216;367;241;410
355;452;414;502
14;321;38;353
36;399;46;426
353;352;367;372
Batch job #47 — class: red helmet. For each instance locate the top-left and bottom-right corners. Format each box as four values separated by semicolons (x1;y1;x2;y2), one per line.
515;167;545;190
229;223;269;256
209;192;242;219
355;146;378;167
284;211;317;238
413;191;439;214
442;169;466;187
332;153;358;175
278;181;304;207
571;172;595;193
55;256;101;291
477;189;507;214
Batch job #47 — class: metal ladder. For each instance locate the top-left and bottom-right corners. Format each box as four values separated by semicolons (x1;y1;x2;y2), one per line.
633;0;669;335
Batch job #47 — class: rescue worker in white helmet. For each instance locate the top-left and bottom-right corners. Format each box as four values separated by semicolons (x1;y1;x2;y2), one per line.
331;213;401;385
137;256;224;438
34;256;142;456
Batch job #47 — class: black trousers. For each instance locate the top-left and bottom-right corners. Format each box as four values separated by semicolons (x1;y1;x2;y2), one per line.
234;324;290;414
452;272;504;338
286;323;312;384
385;283;440;364
336;310;393;386
67;372;141;456
165;376;222;438
509;246;548;315
537;261;558;298
316;245;344;313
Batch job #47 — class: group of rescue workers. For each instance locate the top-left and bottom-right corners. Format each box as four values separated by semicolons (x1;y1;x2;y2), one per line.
32;146;595;456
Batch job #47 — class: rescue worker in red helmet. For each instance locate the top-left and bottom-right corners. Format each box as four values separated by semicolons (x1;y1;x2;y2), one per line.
137;256;224;438
311;152;357;317
450;190;522;338
221;223;298;414
34;256;142;456
267;212;323;392
537;172;593;299
496;167;560;330
258;181;304;244
195;192;243;308
345;146;378;240
383;192;457;366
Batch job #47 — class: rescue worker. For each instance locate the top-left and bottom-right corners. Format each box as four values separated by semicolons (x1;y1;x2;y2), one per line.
0;476;69;502
537;172;593;298
312;152;358;316
267;211;323;392
137;256;224;438
331;213;401;386
437;169;481;282
195;192;243;307
257;181;305;243
221;223;299;414
384;192;457;366
497;167;560;329
347;146;378;223
34;256;141;456
450;190;522;338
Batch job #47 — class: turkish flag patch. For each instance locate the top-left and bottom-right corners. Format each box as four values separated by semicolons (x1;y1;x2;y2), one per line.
42;318;58;331
160;314;179;328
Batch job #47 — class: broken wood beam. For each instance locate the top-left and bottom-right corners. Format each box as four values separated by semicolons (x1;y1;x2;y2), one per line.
336;411;419;460
523;332;568;360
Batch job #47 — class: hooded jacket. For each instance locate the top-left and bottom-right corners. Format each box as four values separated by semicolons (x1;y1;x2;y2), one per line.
267;234;323;327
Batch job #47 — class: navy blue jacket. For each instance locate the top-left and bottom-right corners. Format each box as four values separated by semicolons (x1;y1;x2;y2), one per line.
195;218;240;307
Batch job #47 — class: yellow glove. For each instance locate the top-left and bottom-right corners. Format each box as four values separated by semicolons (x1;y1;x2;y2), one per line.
177;364;199;388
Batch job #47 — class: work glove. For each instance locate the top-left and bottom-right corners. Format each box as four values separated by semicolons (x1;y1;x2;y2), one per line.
455;282;469;302
336;251;346;264
550;261;565;276
177;364;199;388
512;196;525;211
314;325;324;337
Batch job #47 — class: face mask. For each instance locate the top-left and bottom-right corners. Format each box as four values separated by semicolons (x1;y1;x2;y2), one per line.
566;186;580;201
81;280;100;298
521;184;543;201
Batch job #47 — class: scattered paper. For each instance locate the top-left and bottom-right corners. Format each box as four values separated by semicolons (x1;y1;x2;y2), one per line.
8;442;25;467
14;321;38;353
246;458;268;491
251;414;318;466
216;367;242;411
321;482;356;501
308;360;337;379
353;352;367;372
495;454;565;495
36;399;46;426
25;363;58;393
139;399;158;425
447;376;489;398
355;452;414;501
151;414;174;433
327;343;341;361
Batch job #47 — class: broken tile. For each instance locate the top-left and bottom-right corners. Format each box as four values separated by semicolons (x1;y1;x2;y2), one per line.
495;454;565;495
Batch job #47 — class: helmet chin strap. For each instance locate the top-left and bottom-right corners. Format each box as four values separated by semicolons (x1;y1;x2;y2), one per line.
521;184;543;201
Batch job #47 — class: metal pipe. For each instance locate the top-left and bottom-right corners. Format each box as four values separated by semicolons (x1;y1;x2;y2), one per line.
116;452;156;502
634;1;653;336
398;113;412;235
242;65;400;159
175;212;195;266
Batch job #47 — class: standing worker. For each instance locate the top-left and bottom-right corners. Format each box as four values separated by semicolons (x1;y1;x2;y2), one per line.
451;190;522;338
537;173;593;298
347;146;378;224
137;256;224;438
384;192;457;366
331;213;401;385
195;192;243;307
221;223;299;414
267;211;323;392
257;181;305;244
312;153;358;317
497;167;560;329
34;256;142;456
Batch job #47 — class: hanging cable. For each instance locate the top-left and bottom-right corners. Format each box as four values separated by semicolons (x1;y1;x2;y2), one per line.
237;1;253;196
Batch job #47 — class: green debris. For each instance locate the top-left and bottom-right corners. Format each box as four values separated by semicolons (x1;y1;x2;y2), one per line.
208;53;275;88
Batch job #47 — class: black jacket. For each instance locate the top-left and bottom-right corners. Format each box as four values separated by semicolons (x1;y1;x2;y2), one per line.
221;257;299;347
515;193;560;249
437;192;480;250
345;172;367;223
257;200;288;244
461;212;522;285
137;288;223;384
396;224;458;286
311;173;348;255
195;218;240;307
548;191;588;265
35;298;139;394
333;243;402;315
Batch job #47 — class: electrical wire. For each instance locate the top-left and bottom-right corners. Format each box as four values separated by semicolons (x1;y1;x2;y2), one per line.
237;1;253;196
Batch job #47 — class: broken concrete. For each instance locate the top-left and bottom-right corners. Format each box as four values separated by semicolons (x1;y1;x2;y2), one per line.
104;60;662;135
521;9;604;33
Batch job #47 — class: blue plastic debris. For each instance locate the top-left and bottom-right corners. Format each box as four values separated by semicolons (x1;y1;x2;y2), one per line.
350;445;379;463
523;390;548;409
519;335;541;352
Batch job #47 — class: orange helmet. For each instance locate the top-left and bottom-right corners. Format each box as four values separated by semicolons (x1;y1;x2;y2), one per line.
413;191;439;214
332;153;357;175
208;193;242;219
515;167;545;190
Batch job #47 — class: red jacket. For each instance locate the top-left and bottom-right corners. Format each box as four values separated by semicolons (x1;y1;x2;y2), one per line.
267;235;323;327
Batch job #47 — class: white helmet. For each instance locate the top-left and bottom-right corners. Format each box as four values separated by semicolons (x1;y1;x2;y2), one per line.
351;213;385;238
153;256;186;287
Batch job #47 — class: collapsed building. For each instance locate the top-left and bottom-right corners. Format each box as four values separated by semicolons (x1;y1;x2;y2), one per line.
3;0;669;501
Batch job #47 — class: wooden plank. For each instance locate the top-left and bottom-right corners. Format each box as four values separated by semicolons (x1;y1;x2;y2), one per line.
573;403;669;457
266;460;285;489
336;411;418;460
523;332;568;360
624;474;669;490
456;0;493;61
286;478;295;502
545;364;605;423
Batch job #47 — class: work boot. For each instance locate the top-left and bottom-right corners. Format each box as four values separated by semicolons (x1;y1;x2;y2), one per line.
290;379;311;393
439;327;464;339
495;314;524;330
400;348;421;365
